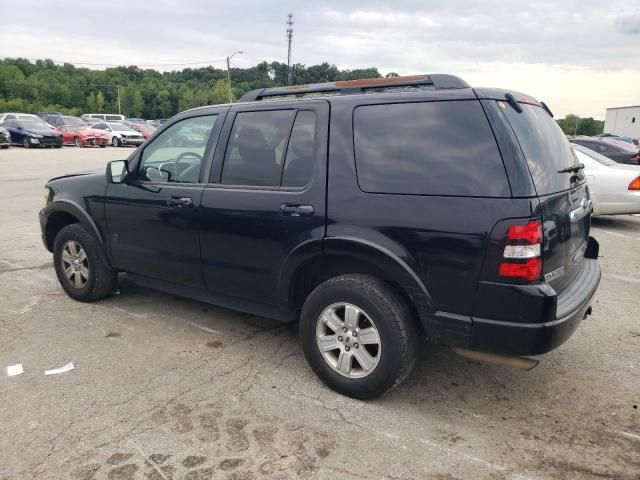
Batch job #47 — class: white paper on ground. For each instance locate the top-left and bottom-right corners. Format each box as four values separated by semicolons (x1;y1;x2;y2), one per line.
7;364;24;377
44;362;75;376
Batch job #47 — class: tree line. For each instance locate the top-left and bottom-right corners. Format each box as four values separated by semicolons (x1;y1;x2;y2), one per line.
0;58;605;135
0;58;380;119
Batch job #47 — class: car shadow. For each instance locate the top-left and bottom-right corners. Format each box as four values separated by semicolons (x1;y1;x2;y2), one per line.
592;214;640;233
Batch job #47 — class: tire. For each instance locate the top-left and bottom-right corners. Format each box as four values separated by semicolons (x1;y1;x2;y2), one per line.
0;145;8;149
99;144;107;148
74;137;83;147
112;136;121;147
22;137;30;148
53;224;117;302
299;274;418;399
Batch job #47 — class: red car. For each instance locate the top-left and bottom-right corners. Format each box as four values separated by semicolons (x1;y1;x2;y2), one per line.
131;123;156;139
56;125;109;147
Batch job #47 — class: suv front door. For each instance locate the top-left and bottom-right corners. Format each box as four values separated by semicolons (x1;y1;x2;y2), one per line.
104;110;226;287
199;100;329;306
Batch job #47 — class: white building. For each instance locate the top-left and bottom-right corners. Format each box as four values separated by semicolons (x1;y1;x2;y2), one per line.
604;105;640;138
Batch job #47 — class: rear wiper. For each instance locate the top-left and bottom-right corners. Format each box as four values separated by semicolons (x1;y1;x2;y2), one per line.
558;163;584;174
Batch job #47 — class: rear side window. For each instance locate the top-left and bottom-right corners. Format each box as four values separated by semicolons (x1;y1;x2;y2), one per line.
353;101;509;197
500;103;580;195
282;111;317;187
221;110;295;187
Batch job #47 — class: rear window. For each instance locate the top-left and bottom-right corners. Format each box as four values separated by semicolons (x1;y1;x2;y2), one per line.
500;102;581;195
353;101;510;197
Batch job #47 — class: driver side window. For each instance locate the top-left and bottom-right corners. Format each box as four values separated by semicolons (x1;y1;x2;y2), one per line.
139;115;218;183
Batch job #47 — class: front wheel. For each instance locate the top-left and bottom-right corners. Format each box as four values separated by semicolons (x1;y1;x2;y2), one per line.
22;137;30;148
112;136;121;147
299;274;418;399
53;224;118;302
74;137;83;147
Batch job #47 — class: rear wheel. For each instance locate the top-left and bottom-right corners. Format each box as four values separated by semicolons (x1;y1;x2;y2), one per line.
300;274;418;399
74;137;83;147
53;224;117;302
99;144;107;148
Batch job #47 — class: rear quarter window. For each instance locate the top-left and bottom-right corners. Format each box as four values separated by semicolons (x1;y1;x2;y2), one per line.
353;100;510;197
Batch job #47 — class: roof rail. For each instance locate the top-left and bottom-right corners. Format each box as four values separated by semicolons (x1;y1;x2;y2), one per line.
237;74;470;102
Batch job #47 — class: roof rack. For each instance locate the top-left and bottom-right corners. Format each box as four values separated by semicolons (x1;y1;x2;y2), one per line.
237;74;470;102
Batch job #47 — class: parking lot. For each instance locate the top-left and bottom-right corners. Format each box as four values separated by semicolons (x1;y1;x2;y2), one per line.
0;146;638;480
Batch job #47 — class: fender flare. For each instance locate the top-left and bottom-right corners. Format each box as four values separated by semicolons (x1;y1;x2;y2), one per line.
277;236;435;318
43;199;106;249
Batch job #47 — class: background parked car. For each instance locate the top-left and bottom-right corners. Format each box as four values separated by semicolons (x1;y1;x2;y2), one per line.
129;122;156;139
81;113;126;123
598;133;640;147
0;112;40;123
0;126;10;148
2;117;62;148
570;137;640;164
56;125;109;147
91;121;145;147
599;136;640;152
37;112;63;124
572;143;640;215
47;115;86;128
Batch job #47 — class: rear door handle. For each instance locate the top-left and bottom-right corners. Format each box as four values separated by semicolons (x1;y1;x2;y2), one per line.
167;196;193;208
280;203;314;217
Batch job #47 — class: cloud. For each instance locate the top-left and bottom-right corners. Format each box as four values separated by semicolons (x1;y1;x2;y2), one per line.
0;0;638;118
614;13;640;34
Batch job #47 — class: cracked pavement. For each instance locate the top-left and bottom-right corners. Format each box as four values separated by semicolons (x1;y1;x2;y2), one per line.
0;147;638;480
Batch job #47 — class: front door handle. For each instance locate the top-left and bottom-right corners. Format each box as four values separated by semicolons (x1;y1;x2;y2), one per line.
167;196;193;208
280;203;314;217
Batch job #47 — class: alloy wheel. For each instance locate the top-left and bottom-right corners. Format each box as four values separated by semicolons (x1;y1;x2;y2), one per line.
61;240;89;289
316;302;381;378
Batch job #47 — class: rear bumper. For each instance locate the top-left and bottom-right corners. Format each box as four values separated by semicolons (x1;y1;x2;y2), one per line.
470;257;600;356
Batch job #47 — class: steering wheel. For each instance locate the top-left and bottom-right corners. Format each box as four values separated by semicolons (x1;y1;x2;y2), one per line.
174;151;203;182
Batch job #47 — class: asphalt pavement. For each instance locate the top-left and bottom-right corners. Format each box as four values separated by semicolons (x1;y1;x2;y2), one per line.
0;146;638;480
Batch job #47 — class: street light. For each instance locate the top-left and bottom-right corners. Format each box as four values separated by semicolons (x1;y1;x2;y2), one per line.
226;51;243;103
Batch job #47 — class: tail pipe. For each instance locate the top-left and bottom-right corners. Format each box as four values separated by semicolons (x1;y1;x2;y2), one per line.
452;347;539;371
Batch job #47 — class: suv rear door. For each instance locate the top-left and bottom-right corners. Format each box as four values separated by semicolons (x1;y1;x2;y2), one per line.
492;96;591;297
199;100;329;306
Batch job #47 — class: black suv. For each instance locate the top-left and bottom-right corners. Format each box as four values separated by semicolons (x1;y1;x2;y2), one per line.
40;75;601;399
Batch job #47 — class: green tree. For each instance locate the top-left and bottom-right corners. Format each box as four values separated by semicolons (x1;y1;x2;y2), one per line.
96;91;105;112
86;92;97;112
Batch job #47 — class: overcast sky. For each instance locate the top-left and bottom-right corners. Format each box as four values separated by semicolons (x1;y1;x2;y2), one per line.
1;0;638;118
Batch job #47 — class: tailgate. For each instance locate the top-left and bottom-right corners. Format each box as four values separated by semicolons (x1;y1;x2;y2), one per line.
497;98;591;292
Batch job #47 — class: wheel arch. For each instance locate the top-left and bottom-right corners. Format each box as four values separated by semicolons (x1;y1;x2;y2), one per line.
43;201;106;254
279;237;435;334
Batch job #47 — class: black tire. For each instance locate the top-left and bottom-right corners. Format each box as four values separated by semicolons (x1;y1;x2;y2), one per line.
0;145;8;149
99;144;107;148
112;136;121;147
22;137;30;148
53;224;117;302
299;274;418;399
74;137;83;147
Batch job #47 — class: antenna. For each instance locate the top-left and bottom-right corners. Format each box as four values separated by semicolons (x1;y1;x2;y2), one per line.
286;13;294;86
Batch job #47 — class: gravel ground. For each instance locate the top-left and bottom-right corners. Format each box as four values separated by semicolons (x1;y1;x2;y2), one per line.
0;146;638;480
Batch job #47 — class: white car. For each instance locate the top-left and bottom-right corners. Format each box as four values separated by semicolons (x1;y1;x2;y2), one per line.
0;113;39;123
90;121;145;147
572;143;640;215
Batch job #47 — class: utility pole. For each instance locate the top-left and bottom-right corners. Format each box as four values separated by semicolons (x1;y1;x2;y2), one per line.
226;51;243;103
286;13;294;85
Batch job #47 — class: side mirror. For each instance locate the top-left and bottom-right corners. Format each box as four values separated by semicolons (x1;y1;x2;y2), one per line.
107;160;129;184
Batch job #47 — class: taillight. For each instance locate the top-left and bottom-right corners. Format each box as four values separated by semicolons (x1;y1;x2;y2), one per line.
629;176;640;191
498;219;542;282
630;154;639;164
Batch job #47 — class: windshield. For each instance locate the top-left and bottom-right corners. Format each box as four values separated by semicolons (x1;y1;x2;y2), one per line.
571;143;617;166
500;102;582;195
110;123;130;131
21;120;51;130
